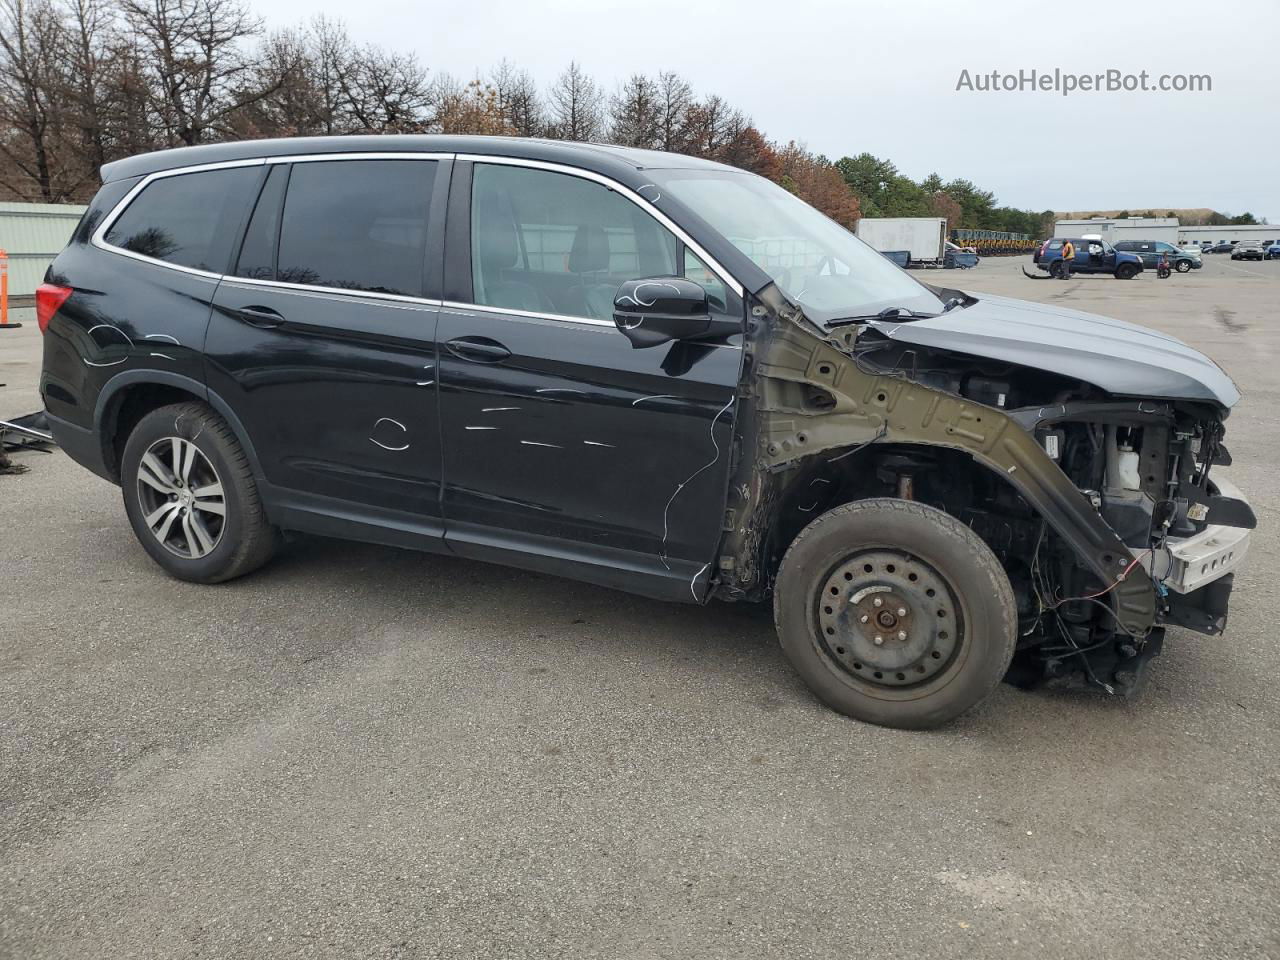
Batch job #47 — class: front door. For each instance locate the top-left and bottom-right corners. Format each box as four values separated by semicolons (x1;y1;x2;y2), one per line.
436;159;744;601
205;156;450;533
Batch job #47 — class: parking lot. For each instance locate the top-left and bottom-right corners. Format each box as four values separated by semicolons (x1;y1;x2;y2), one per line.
2;254;1278;959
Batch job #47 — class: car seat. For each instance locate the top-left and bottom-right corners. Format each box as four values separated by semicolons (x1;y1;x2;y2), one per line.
564;224;617;321
473;190;550;312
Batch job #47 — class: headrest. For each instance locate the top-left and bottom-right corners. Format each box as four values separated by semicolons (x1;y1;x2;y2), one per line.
568;224;610;274
474;190;518;271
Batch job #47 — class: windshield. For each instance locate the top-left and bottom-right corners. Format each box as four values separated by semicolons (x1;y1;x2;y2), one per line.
650;169;945;323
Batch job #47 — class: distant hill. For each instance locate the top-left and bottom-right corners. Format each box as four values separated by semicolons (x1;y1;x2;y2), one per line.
1058;208;1217;224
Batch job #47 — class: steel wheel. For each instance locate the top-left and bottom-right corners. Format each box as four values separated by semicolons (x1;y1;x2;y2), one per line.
815;549;964;689
135;436;226;559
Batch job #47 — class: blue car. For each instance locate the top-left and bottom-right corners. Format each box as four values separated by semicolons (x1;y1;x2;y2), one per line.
1033;237;1143;279
1267;243;1280;260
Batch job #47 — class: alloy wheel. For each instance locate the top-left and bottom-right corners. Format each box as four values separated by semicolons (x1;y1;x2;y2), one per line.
135;437;226;559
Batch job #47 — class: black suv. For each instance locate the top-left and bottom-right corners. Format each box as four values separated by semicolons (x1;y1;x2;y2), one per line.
39;136;1254;728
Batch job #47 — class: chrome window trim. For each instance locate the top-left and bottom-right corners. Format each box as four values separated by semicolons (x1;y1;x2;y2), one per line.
223;275;445;308
91;153;452;285
221;277;444;311
265;151;454;165
89;149;747;318
91;157;268;278
457;153;745;298
441;299;614;328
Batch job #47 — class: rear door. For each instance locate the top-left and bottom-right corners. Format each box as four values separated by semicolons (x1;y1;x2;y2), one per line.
205;155;450;538
435;158;745;601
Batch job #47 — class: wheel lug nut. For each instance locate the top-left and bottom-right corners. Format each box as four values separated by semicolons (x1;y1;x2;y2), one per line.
897;631;907;640
873;598;883;608
873;635;884;645
897;607;907;617
860;615;869;623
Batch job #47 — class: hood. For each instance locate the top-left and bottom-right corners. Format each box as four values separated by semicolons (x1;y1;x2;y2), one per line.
865;293;1239;408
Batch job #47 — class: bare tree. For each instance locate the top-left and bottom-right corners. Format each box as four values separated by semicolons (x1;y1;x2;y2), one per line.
609;72;660;148
681;94;745;158
545;60;602;142
488;58;540;136
119;0;278;146
100;29;155;158
238;27;315;137
654;70;691;152
0;0;70;199
339;42;432;132
306;15;353;134
61;0;113;180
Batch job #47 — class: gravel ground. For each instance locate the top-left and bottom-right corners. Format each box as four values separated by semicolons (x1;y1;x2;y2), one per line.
1;256;1277;959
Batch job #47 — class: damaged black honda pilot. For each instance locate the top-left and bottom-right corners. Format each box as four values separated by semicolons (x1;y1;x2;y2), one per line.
39;136;1254;728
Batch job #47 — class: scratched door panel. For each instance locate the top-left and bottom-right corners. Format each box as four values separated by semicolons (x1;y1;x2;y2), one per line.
205;281;442;517
436;305;741;565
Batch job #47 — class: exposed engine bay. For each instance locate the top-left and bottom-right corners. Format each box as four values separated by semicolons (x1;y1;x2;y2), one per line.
716;287;1256;697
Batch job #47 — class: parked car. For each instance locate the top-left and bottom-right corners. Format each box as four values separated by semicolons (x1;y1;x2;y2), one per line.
1208;242;1235;254
1179;244;1204;257
1032;237;1143;278
879;250;911;268
943;240;979;269
1232;241;1265;261
38;135;1254;728
1266;243;1280;260
1114;240;1202;273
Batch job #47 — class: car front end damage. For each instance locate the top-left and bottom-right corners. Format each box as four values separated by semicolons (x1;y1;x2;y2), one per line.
713;285;1255;696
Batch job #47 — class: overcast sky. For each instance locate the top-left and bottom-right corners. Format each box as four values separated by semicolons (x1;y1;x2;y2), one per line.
259;0;1277;222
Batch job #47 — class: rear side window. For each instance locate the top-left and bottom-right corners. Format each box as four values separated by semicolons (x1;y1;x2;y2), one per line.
274;160;437;296
104;166;260;272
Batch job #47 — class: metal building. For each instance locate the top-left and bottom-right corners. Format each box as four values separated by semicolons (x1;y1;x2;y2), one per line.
0;202;87;300
1175;224;1278;247
1054;217;1180;245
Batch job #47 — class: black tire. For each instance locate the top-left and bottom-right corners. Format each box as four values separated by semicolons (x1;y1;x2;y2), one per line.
120;401;278;583
1175;259;1191;273
1049;261;1067;279
773;498;1017;729
1115;263;1139;280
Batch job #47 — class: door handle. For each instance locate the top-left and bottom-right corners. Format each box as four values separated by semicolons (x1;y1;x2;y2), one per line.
236;305;285;329
445;336;511;363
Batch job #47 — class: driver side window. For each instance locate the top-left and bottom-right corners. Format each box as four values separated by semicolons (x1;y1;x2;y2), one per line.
470;163;738;323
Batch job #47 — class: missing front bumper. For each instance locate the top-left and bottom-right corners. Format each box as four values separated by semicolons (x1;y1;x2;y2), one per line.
1142;476;1252;595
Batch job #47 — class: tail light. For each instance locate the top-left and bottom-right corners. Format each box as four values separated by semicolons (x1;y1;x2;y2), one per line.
35;283;72;334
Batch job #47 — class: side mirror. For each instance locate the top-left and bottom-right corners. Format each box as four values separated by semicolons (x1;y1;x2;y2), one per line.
613;277;711;348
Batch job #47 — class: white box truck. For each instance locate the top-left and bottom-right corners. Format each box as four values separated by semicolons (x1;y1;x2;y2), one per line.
855;217;948;267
